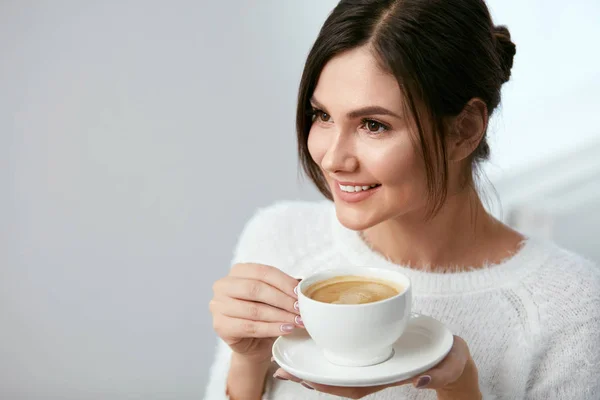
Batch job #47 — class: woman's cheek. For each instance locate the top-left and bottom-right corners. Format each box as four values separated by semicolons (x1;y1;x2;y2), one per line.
364;141;418;184
307;128;327;164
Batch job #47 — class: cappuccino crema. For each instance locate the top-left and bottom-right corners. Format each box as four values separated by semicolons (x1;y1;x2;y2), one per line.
304;275;402;305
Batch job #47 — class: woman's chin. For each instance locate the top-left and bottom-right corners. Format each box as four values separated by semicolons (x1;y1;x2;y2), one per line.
334;203;383;231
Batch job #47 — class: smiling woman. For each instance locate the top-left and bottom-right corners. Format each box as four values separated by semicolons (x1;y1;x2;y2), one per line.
296;8;514;222
304;46;429;230
205;0;600;399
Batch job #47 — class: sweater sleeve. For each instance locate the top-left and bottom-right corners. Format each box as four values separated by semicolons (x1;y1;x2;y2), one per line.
481;386;497;400
525;260;600;399
202;339;233;400
526;317;600;399
202;339;276;400
203;204;296;400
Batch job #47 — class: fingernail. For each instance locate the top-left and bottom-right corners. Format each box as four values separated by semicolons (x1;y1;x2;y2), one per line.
293;285;299;296
294;301;299;311
295;315;304;326
270;356;275;362
273;373;288;381
416;375;431;388
281;324;295;332
301;382;314;390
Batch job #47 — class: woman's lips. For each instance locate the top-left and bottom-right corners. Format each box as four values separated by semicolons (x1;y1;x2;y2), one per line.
334;181;381;203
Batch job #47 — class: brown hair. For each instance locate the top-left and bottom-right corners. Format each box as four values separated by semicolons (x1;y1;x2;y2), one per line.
296;0;516;216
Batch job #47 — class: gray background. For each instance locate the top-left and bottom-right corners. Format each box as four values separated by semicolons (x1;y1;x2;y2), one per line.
1;1;599;399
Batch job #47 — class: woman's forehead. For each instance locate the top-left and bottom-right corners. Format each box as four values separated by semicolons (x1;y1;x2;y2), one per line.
312;46;403;114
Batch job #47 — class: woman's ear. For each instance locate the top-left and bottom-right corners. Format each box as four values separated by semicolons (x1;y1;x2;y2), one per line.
448;98;488;162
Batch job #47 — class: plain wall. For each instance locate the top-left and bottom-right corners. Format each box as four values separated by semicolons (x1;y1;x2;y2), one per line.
1;1;598;399
484;0;600;178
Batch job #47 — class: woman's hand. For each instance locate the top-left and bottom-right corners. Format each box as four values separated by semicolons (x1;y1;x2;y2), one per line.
209;263;303;365
274;335;481;399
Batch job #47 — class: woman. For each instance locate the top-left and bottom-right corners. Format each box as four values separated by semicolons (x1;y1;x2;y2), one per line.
205;0;600;399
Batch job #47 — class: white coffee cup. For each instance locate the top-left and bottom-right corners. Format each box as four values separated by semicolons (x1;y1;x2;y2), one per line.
297;267;412;367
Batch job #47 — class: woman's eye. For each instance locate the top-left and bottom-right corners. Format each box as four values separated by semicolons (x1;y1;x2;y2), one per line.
363;119;388;134
316;111;331;122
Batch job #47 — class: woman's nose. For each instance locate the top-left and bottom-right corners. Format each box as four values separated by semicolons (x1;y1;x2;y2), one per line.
320;133;358;174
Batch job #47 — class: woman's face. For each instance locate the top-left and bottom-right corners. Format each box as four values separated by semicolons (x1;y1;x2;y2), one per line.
308;46;429;231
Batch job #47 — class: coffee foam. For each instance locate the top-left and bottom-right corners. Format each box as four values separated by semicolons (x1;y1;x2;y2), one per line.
332;283;394;304
305;275;402;305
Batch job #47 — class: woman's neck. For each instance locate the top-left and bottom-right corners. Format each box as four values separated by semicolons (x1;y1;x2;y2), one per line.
361;188;523;271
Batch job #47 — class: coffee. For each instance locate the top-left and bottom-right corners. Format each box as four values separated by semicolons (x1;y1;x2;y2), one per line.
304;275;402;305
298;268;412;366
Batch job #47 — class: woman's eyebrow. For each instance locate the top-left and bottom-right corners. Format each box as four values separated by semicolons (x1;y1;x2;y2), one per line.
310;97;401;119
346;106;401;119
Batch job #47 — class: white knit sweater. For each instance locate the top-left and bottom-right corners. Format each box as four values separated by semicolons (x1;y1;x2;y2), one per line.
204;201;600;400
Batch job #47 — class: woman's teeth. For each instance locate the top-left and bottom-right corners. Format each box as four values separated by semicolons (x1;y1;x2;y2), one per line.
339;184;379;193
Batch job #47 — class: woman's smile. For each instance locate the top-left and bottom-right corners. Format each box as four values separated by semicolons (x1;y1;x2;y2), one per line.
333;180;382;203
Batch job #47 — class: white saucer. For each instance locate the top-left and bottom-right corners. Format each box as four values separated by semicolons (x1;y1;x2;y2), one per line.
272;314;453;387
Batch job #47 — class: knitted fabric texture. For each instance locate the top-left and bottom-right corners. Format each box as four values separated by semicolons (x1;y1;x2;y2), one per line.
204;201;600;400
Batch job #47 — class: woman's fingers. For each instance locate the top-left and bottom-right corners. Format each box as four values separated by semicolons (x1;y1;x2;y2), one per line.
408;335;469;389
213;315;298;340
210;298;303;326
273;369;371;399
273;369;302;383
213;277;298;314
230;263;300;299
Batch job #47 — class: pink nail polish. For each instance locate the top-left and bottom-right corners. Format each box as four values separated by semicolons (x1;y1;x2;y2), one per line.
273;373;288;381
294;301;299;311
301;382;314;390
416;375;431;388
295;315;304;326
281;324;295;332
294;286;299;296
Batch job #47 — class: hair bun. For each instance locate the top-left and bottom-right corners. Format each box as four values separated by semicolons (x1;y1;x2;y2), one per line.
493;25;516;83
